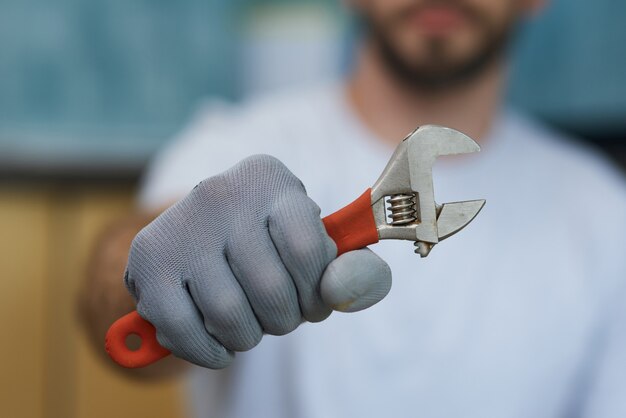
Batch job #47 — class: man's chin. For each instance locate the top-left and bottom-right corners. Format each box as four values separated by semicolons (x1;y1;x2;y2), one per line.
395;69;479;93
377;35;507;92
381;49;488;92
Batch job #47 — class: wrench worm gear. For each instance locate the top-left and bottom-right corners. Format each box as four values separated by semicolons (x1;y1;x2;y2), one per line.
387;194;418;225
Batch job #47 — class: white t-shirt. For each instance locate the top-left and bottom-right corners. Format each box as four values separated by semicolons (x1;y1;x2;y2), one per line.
140;85;626;418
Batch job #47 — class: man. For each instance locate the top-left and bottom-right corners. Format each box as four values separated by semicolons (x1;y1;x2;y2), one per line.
82;0;626;417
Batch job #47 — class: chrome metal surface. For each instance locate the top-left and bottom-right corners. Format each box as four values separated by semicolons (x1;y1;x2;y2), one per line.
368;125;485;255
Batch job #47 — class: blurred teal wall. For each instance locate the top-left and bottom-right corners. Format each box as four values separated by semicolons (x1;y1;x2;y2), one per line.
508;0;626;134
0;0;341;170
1;0;239;131
0;0;624;170
1;0;244;169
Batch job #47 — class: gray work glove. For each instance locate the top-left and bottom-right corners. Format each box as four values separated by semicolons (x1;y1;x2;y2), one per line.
125;155;392;369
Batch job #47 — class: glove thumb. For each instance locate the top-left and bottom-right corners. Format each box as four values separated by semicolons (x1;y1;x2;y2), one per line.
320;248;391;313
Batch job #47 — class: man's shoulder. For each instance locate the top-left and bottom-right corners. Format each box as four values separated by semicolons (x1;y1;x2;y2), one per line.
170;82;344;164
138;84;343;208
188;84;342;141
504;111;626;293
504;110;626;258
503;110;626;193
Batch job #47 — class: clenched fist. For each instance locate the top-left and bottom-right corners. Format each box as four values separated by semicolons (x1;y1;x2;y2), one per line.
125;155;391;368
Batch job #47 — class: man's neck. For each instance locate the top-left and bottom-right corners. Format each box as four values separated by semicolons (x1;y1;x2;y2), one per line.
346;43;506;145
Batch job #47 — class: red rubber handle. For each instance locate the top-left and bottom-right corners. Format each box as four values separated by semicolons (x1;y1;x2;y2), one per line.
105;188;378;368
105;310;170;368
321;188;379;256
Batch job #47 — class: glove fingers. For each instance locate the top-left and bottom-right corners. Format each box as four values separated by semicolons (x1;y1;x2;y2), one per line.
136;284;234;369
125;223;233;368
268;194;336;323
227;227;301;336
186;258;263;352
320;248;392;313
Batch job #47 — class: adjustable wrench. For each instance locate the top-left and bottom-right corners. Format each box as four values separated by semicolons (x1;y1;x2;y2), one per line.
106;125;485;368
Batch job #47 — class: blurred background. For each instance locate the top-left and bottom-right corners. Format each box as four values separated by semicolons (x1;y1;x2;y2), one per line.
1;0;625;417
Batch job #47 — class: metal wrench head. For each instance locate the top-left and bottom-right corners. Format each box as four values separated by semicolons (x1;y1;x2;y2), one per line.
370;125;486;257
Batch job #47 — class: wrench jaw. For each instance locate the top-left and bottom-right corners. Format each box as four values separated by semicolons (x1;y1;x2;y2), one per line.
437;200;486;241
369;125;485;257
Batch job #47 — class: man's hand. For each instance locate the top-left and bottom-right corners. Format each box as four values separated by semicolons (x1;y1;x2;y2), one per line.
125;155;392;369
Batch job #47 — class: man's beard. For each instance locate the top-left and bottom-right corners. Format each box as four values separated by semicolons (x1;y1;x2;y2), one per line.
363;1;517;92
